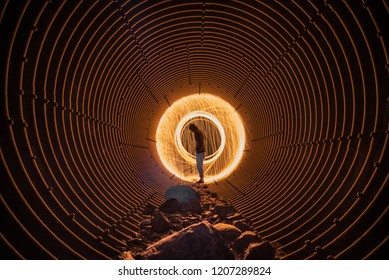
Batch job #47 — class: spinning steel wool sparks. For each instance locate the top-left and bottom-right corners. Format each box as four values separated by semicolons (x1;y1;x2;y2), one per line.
156;94;246;183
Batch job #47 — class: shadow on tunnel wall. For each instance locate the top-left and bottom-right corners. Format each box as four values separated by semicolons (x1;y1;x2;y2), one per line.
0;0;388;260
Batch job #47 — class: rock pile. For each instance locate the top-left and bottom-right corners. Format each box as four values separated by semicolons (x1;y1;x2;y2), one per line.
140;222;234;260
120;185;281;260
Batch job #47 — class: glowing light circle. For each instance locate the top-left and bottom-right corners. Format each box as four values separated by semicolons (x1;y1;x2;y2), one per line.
175;111;226;165
156;94;246;183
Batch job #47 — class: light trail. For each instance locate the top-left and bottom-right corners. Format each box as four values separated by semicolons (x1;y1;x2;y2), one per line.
156;94;246;183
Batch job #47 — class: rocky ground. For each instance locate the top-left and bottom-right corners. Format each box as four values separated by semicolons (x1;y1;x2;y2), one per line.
119;185;284;260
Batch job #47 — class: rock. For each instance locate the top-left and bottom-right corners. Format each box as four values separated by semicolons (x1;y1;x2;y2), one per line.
165;185;200;204
211;215;219;222
214;204;235;218
159;198;179;214
150;232;163;242
233;231;262;253
244;241;275;260
165;186;201;212
126;238;143;246
202;202;212;211
202;211;212;218
121;251;135;260
168;215;181;224
151;211;171;233
212;223;242;245
227;213;243;221
139;229;150;238
232;220;251;231
180;201;202;213
140;222;234;260
183;220;194;228
143;204;156;215
188;216;200;221
140;219;151;228
210;193;218;198
172;224;183;231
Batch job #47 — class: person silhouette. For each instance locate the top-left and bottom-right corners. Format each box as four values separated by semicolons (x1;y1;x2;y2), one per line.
189;123;205;183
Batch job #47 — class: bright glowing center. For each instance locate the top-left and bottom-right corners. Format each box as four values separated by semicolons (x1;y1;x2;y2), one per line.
156;94;246;183
175;111;226;165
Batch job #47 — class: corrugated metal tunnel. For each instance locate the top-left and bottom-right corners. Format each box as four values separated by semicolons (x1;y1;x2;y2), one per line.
0;0;388;260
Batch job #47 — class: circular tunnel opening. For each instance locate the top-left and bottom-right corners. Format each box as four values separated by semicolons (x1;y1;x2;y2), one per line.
155;94;246;183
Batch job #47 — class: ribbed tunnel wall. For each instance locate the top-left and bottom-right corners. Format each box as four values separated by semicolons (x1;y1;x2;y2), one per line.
1;0;388;260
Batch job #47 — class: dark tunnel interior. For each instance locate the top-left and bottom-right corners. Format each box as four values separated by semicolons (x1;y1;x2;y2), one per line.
0;0;388;260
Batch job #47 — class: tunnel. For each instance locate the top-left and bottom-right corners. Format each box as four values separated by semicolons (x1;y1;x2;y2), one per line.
0;0;388;260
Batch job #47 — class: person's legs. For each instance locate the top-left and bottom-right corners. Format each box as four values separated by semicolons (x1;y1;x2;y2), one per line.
196;152;205;182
